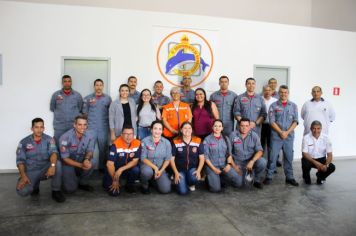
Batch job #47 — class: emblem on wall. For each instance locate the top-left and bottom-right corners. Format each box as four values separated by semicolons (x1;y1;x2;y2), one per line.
156;30;214;87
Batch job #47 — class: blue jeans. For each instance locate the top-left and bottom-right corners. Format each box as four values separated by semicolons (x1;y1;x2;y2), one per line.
138;126;151;140
176;168;198;195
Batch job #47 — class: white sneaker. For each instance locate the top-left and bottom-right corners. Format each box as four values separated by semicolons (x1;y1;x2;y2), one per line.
189;185;196;191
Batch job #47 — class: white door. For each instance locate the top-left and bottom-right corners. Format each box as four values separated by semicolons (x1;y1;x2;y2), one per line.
62;57;111;169
253;65;289;94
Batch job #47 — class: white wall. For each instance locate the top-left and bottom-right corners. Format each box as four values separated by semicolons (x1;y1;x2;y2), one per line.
0;1;355;170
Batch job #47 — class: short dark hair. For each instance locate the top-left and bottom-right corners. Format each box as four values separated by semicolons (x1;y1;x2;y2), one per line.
150;120;164;130
32;118;44;127
311;120;322;129
122;125;134;132
279;85;289;91
268;78;277;83
245;77;255;85
154;80;163;86
219;75;229;82
240;117;250;124
127;76;137;82
94;78;104;86
62;75;71;81
74;114;87;123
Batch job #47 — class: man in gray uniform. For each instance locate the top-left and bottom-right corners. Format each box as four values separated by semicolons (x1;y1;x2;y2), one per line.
82;79;112;171
50;75;83;145
180;76;195;104
59;115;96;193
152;80;170;111
264;85;299;186
127;76;140;104
234;77;267;137
210;75;237;136
230;118;266;189
16;118;65;202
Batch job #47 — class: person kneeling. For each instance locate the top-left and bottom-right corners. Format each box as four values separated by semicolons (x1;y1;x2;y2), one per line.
301;120;336;185
170;122;205;195
103;125;140;196
16;118;65;203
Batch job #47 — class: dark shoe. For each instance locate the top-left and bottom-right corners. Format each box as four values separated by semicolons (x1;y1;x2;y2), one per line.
52;191;66;203
253;182;263;189
125;185;136;194
263;178;272;185
276;161;282;167
316;173;325;185
286;179;299;187
31;188;40;196
304;179;311;185
78;184;94;192
140;186;150;194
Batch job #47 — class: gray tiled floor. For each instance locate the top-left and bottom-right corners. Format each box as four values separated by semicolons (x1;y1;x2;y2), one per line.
0;159;355;236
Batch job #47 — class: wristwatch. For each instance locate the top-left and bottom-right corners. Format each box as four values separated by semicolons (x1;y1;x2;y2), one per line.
51;163;56;167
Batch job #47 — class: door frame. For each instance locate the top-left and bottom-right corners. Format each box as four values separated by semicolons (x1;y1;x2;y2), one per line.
253;64;291;88
61;56;111;96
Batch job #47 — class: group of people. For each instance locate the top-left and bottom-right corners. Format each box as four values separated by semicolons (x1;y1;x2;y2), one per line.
15;75;337;203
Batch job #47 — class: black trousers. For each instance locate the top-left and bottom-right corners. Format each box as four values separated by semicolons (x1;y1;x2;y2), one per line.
301;157;336;181
261;123;272;161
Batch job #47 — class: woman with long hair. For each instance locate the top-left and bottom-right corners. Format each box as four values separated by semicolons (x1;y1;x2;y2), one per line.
203;119;240;192
137;89;161;140
109;84;137;142
191;88;219;140
170;121;205;195
140;120;172;194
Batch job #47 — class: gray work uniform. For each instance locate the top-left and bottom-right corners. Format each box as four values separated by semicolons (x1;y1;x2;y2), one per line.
203;134;240;192
129;90;140;104
230;131;266;185
210;90;237;136
109;98;137;137
59;129;96;193
16;134;62;196
180;88;195;104
140;136;172;193
82;93;112;169
267;100;298;180
50;89;83;144
234;92;267;137
152;93;170;108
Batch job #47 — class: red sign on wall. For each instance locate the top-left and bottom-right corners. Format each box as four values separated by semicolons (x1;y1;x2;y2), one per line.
333;87;340;96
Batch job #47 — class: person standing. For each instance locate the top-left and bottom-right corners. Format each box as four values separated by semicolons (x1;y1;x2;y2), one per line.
209;75;237;136
50;75;83;145
82;79;112;171
301;86;336;135
127;76;140;104
234;78;267;137
264;85;299;186
192;88;219;140
109;84;137;142
152;80;170;111
180;76;195;104
268;78;279;99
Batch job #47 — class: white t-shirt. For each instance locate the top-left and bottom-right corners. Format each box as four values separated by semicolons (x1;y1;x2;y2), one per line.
302;132;332;159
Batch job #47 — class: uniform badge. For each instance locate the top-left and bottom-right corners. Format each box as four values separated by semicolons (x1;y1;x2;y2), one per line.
192;147;197;153
241;97;249;103
109;152;115;156
177;147;183;152
61;140;68;146
119;153;125;157
130;153;135;158
60;146;66;152
56;95;64;100
233;138;242;144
